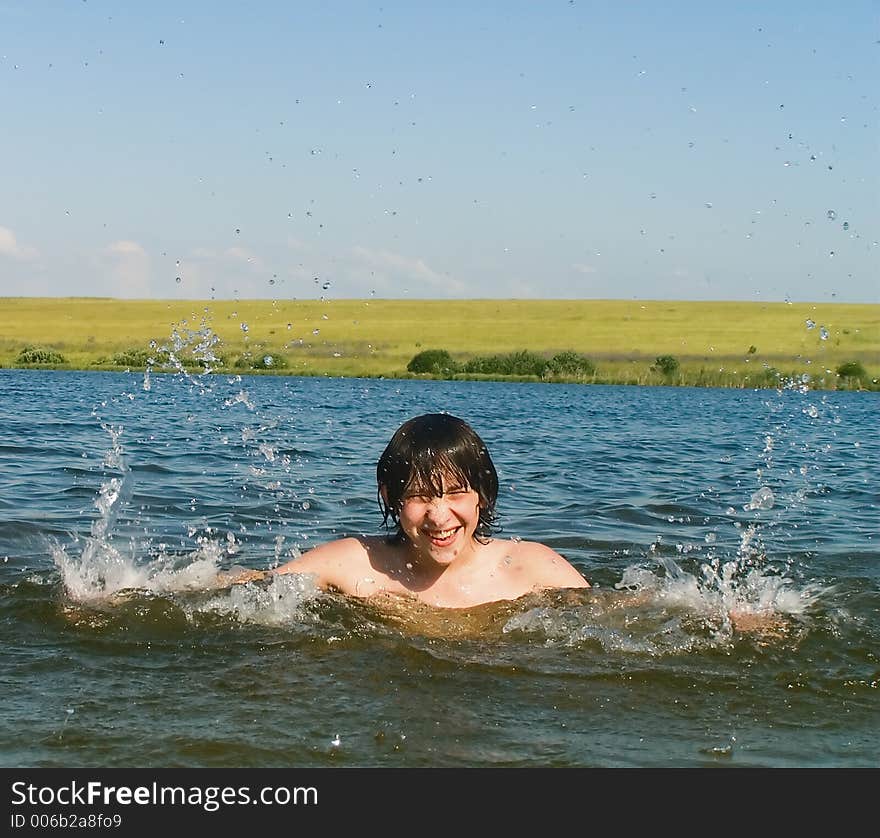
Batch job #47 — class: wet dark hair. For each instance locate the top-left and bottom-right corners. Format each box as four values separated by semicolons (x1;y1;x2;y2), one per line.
376;413;499;541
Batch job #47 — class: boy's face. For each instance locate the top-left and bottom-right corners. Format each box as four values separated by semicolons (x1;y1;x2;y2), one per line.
396;473;481;566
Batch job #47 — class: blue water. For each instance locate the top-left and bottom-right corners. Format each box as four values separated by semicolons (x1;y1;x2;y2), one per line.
0;367;877;767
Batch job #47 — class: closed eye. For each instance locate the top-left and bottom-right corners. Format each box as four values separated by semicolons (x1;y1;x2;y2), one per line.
402;487;469;501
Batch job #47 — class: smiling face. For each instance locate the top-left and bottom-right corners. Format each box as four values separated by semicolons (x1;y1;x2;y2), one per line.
396;476;482;567
376;414;500;548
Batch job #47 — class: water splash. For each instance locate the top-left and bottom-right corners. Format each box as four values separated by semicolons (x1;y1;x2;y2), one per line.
52;420;140;599
744;486;774;510
54;519;229;602
192;572;321;626
51;315;317;627
53;436;306;610
625;527;819;629
504;534;821;654
55;525;321;626
54;480;319;623
143;315;223;392
506;382;837;653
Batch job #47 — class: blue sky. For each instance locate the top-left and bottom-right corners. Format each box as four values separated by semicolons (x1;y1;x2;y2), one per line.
1;1;877;301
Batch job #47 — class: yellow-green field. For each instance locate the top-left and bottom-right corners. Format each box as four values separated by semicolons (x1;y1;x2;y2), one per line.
1;297;878;389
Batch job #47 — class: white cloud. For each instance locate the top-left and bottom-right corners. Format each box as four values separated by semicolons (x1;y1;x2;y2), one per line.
285;236;310;251
572;263;597;275
106;240;147;257
349;246;465;296
501;277;542;298
96;239;152;297
0;226;39;261
224;246;265;270
155;245;274;299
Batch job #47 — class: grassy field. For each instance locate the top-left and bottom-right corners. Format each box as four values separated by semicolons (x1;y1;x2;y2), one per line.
1;297;877;389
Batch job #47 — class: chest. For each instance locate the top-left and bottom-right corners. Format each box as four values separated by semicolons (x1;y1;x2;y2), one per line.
417;552;528;608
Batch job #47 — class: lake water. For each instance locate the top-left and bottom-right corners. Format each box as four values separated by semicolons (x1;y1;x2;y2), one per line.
0;367;877;767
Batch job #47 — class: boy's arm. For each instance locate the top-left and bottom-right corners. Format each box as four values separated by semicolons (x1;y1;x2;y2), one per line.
218;537;364;591
272;537;365;593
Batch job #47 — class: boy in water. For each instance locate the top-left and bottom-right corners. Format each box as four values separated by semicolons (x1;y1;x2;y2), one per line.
233;413;588;608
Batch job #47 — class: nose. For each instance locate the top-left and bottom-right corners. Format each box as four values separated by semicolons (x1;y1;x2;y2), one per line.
425;494;450;516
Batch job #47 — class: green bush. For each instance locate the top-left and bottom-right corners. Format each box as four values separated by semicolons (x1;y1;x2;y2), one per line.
748;366;780;388
836;360;867;384
547;351;595;377
407;349;458;375
191;353;226;369
17;346;66;365
406;348;597;379
463;350;549;377
234;353;288;370
652;355;680;376
109;348;152;367
258;353;287;370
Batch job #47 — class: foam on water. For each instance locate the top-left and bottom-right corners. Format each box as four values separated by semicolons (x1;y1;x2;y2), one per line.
55;534;228;601
191;572;322;627
53;528;322;627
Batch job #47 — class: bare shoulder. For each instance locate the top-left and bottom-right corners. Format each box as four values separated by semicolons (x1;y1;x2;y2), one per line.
506;539;590;589
274;536;372;588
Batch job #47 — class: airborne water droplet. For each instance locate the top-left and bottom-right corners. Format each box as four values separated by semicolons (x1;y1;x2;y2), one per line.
744;487;775;511
805;319;815;329
241;323;249;332
819;326;829;340
826;209;836;220
842;221;849;231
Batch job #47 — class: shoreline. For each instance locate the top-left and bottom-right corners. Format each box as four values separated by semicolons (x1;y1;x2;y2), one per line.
2;297;877;391
1;364;875;392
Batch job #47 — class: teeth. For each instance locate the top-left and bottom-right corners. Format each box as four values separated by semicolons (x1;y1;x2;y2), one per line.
427;528;456;539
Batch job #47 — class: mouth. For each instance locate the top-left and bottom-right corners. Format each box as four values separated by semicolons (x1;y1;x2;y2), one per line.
422;526;461;547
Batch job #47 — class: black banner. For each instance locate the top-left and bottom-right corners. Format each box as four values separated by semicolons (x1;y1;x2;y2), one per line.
1;767;861;831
